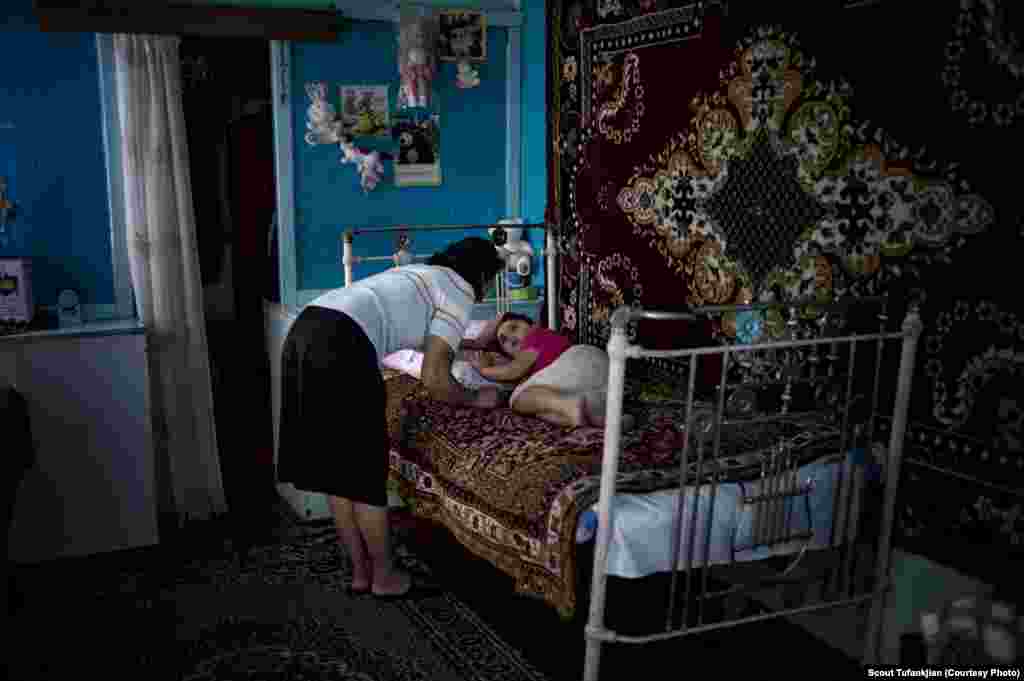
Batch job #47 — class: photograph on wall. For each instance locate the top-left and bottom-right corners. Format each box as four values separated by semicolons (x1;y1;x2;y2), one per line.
438;10;486;62
339;85;390;138
392;111;441;187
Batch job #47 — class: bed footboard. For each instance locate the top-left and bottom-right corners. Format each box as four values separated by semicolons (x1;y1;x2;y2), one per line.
583;300;922;681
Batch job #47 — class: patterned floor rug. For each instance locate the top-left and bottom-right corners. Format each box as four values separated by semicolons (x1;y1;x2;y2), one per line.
5;500;550;681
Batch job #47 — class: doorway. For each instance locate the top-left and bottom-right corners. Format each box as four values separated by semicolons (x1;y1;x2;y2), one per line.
179;37;279;527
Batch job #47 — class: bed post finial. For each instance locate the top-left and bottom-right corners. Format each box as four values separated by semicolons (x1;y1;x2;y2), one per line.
342;230;355;287
610;305;634;334
903;304;923;339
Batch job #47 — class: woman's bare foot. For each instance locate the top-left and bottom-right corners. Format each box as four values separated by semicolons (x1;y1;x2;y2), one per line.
351;559;372;592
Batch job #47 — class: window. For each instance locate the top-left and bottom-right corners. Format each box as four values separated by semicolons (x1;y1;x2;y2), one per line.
95;33;137;321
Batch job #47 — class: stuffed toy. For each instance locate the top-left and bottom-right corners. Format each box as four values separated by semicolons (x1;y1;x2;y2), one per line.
339;137;386;194
455;61;480;89
398;16;438;109
304;82;345;146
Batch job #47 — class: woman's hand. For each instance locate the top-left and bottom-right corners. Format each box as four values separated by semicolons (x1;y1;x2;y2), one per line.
469;351;496;371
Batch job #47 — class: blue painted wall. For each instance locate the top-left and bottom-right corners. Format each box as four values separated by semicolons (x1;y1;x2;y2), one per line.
0;3;114;307
521;0;547;241
513;0;550;296
292;21;510;290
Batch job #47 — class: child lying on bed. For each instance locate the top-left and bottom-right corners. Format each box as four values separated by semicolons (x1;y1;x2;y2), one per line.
466;312;635;431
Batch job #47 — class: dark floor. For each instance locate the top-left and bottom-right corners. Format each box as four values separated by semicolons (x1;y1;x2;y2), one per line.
6;495;869;680
388;507;868;680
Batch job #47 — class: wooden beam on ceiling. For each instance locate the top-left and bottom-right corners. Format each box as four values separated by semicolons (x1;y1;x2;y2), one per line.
33;2;349;42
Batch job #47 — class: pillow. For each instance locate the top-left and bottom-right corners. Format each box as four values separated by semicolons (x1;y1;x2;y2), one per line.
463;318;500;348
381;317;508;379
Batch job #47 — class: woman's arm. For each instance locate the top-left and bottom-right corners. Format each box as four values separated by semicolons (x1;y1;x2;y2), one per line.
477;350;537;383
422;336;500;408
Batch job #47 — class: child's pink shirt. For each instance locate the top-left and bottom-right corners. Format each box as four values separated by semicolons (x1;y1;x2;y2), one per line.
520;327;571;376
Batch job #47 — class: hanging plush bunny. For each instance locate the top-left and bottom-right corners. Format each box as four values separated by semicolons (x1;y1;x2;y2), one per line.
339;138;386;194
398;15;437;109
305;81;345;145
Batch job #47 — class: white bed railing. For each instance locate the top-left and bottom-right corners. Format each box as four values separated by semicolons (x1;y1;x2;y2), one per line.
584;299;922;680
340;223;558;329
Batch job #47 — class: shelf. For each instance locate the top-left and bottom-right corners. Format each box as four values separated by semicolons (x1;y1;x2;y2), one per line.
0;318;144;344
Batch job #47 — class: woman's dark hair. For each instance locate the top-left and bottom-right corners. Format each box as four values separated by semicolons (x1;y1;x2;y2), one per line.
427;236;505;299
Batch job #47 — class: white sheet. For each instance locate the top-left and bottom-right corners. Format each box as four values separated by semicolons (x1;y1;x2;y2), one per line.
575;453;875;579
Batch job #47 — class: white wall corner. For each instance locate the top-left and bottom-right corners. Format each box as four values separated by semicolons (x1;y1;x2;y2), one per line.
506;27;522;219
270;41;299;310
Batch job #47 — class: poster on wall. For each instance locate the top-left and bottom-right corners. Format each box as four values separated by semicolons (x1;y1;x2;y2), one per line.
438;10;487;62
392;112;441;187
339;85;390;138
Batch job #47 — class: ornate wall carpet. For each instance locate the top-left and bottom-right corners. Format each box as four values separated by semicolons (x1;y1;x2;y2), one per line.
549;0;1024;590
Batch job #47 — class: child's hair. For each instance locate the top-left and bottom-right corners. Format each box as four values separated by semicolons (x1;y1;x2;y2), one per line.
492;312;536;357
496;312;535;329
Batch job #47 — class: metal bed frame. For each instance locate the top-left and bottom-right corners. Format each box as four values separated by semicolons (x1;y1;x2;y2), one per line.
337;223;922;679
583;301;922;680
340;222;559;326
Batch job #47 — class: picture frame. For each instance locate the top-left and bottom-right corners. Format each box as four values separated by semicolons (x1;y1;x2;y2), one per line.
392;111;442;187
338;85;391;138
438;10;487;63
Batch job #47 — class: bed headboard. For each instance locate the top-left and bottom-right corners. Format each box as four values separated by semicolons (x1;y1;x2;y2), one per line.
340;223;559;330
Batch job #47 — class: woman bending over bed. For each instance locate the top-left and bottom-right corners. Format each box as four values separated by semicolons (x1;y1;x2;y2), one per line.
469;312;635;431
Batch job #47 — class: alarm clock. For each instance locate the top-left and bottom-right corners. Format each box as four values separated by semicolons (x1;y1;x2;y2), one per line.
57;289;82;328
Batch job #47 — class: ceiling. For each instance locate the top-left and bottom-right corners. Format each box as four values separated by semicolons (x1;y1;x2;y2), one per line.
179;1;522;11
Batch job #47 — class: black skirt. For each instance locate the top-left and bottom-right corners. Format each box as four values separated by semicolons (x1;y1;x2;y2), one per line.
277;305;389;507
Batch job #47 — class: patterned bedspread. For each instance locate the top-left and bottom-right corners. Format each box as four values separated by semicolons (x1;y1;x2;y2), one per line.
383;369;841;619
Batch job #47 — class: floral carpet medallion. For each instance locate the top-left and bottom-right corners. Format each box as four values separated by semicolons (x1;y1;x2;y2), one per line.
613;26;995;342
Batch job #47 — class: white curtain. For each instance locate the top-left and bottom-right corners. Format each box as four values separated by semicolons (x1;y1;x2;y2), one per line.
111;34;227;525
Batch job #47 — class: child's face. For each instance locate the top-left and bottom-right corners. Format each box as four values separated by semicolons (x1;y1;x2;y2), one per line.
497;319;532;354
